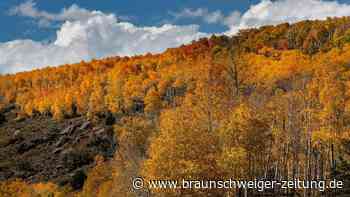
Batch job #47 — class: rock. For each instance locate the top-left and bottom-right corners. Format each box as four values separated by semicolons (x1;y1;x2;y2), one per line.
53;147;64;154
13;130;21;137
95;128;106;136
16;142;36;154
55;136;69;147
60;148;74;156
0;113;117;189
73;137;82;145
60;123;80;135
31;137;48;145
79;121;91;130
92;126;102;132
61;149;93;171
6;137;21;146
14;116;26;122
60;126;74;135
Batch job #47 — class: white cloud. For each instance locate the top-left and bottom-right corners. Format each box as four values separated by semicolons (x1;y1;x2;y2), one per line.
3;0;350;74
9;0;116;27
223;11;241;27
0;40;89;74
227;0;350;34
1;1;207;73
173;0;350;35
171;8;227;25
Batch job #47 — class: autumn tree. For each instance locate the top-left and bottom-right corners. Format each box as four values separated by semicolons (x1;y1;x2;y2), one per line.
142;102;223;196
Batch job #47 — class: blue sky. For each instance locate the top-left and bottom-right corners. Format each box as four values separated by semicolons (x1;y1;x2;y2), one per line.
2;0;350;73
0;0;260;42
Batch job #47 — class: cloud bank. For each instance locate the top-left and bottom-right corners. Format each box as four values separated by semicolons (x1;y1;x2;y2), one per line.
2;0;350;73
227;0;350;34
1;2;207;73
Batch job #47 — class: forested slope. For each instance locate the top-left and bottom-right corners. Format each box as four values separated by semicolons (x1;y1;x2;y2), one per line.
1;17;350;196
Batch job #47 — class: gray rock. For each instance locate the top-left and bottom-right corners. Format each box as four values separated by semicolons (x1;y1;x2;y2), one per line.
79;121;91;130
60;124;78;135
95;128;106;136
13;130;21;137
53;147;64;154
55;136;69;147
60;126;72;135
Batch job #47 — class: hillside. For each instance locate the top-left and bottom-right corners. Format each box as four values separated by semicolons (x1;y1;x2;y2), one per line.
1;17;350;196
0;104;116;188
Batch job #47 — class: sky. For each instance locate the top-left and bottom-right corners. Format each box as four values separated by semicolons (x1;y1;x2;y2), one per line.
2;0;350;73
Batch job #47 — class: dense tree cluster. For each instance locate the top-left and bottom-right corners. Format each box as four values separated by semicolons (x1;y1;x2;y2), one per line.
2;17;350;196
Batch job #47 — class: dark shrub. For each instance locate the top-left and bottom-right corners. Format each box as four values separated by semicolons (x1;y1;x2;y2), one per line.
0;113;5;124
71;170;87;190
62;150;93;170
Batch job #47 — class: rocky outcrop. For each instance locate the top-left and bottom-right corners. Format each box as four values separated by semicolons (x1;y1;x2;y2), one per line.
0;107;117;190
